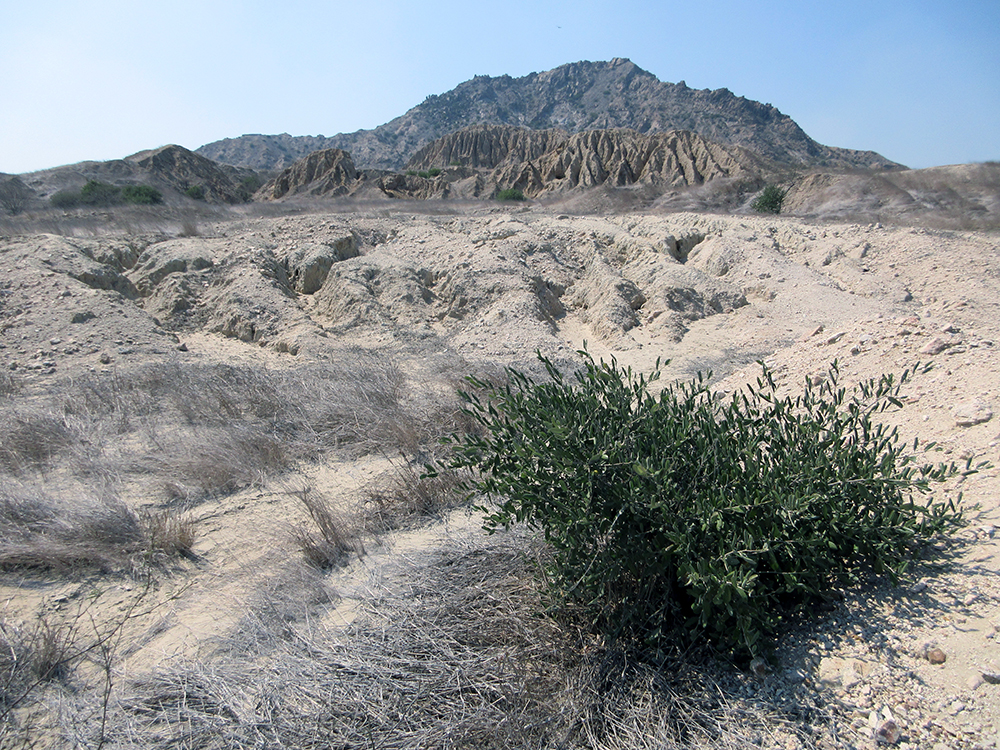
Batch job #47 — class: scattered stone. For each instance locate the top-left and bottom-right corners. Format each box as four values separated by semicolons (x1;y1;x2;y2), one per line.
876;719;901;745
983;672;1000;685
921;337;952;355
750;657;768;677
953;400;993;427
926;647;947;665
968;675;985;690
824;330;847;345
841;664;862;689
962;593;978;606
910;579;929;594
99;352;112;364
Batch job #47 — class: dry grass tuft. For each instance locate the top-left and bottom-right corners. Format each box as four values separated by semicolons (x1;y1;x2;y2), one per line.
288;486;360;569
0;485;143;572
142;509;196;558
364;458;464;530
0;408;77;474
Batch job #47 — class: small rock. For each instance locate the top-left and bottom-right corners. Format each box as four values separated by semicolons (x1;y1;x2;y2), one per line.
177;342;188;352
825;331;847;345
926;647;947;665
982;671;1000;685
910;580;929;594
939;323;959;334
921;337;952;355
99;352;112;365
968;675;985;690
876;719;901;745
962;593;978;606
749;657;767;678
953;400;993;427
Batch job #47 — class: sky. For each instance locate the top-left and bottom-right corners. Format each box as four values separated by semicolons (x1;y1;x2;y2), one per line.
1;0;997;174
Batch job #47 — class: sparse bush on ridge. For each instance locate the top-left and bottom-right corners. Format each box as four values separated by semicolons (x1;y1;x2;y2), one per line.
184;185;206;200
0;179;30;215
441;352;971;656
751;183;786;214
49;180;162;209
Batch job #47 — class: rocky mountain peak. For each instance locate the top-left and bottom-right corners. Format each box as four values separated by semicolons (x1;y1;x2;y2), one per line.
196;60;902;173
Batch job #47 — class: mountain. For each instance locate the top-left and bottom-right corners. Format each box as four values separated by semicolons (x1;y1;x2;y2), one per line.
196;59;901;173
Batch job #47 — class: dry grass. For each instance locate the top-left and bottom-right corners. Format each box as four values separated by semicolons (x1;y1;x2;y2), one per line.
288;485;360;569
363;458;465;530
0;484;144;572
60;528;818;750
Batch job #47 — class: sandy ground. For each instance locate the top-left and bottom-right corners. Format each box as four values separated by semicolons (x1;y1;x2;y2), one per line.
2;204;999;748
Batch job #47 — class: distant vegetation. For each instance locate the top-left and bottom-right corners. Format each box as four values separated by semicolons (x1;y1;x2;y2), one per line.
495;188;526;202
184;185;206;200
0;179;29;215
405;168;443;179
49;180;162;208
751;184;786;214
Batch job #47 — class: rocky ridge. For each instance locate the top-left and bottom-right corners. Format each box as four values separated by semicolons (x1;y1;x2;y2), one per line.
196;59;900;172
255;126;771;202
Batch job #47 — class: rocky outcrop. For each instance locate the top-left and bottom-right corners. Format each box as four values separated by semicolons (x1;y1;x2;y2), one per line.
496;128;767;196
196;59;902;172
406;124;567;170
260;149;359;200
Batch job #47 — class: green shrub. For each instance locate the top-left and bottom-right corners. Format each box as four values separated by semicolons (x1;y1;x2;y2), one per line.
427;167;442;177
184;185;206;200
751;184;786;214
405;170;417;176
495;188;526;202
237;174;262;201
80;180;121;206
121;185;162;205
50;190;81;209
441;353;969;656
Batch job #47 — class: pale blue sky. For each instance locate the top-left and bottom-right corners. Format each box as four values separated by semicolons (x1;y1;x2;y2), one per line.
1;0;997;174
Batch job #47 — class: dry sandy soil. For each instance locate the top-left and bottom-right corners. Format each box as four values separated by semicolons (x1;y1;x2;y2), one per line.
1;200;999;749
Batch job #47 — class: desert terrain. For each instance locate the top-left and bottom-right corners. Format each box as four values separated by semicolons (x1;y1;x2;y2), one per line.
1;197;999;749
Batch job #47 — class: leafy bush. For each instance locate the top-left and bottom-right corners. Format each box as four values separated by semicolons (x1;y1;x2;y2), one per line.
751;184;786;214
442;353;969;656
237;174;262;201
184;185;206;200
427;167;442;177
50;190;81;209
495;188;526;202
121;185;162;205
80;180;122;206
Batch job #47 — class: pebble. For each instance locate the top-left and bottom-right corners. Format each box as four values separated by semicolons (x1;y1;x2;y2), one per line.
953;400;993;426
926;647;947;665
921;337;952;355
982;672;1000;685
876;719;901;745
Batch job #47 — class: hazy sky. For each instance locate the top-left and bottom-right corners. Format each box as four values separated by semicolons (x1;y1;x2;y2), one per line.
2;0;997;174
